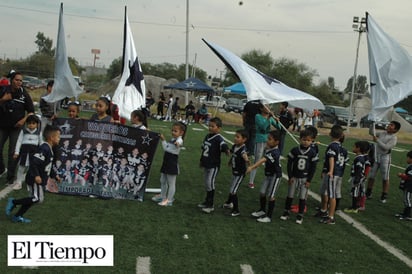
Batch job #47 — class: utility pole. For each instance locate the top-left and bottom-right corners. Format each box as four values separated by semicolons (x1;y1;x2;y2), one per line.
347;16;366;132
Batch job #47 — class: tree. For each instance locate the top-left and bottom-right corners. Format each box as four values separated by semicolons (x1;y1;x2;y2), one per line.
222;49;274;86
221;50;318;93
106;57;122;80
344;75;368;95
271;58;317;91
35;32;54;56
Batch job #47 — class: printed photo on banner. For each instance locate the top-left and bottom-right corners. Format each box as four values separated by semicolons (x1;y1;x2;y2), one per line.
49;118;160;200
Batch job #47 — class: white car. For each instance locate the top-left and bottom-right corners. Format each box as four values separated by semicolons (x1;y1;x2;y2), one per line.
197;95;226;108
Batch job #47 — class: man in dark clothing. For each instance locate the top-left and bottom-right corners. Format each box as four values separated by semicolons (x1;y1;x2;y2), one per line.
242;100;261;156
0;71;35;184
278;101;294;155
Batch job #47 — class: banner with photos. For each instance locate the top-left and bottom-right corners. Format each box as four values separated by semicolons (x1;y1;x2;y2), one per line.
49;118;160;200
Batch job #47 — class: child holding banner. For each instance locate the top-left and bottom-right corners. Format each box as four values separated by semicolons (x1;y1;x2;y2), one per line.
131;109;148;130
90;96;113;123
155;122;186;206
67;101;81;119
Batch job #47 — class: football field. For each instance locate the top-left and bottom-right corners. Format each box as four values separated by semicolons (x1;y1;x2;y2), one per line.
1;118;412;273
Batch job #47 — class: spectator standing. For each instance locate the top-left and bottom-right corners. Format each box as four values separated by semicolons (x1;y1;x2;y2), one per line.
172;97;180;120
40;80;58;131
184;100;196;124
0;71;35;185
157;92;166;119
248;103;280;189
164;94;173;122
145;91;155;117
242;100;261;156
278;101;294;155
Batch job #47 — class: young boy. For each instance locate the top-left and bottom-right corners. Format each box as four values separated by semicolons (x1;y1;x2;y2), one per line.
396;151;412;220
247;130;282;223
318;125;348;224
223;129;249;216
344;141;370;213
280;129;318;224
366;121;401;203
6;125;61;223
198;117;230;213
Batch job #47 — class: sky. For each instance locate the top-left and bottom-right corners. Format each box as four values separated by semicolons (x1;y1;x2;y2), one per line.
1;0;412;90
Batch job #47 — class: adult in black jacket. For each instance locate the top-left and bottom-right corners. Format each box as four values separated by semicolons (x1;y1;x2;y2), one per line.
0;71;35;184
278;102;294;155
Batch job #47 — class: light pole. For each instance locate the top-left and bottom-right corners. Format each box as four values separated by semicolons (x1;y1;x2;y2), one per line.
347;16;366;132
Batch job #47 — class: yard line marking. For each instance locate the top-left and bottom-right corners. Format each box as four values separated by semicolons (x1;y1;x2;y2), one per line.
192;127;205;131
196;125;412;268
0;185;13;200
136;256;151;274
224;130;236;135
240;264;255;274
306;187;412;269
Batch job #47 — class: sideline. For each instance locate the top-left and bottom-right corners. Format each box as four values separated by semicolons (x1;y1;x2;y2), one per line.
136;256;151;274
0;185;13;200
209;124;412;269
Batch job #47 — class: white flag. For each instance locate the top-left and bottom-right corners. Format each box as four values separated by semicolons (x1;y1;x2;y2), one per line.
44;3;83;103
203;39;324;111
112;7;146;120
367;13;412;120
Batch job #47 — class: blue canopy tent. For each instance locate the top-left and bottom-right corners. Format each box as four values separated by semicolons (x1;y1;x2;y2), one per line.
224;82;246;95
164;77;214;92
395;107;408;114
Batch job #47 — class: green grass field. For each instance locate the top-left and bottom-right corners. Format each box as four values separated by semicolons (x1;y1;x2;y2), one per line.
1;116;412;273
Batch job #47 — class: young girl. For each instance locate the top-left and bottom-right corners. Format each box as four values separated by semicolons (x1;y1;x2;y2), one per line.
90;97;114;122
12;114;42;190
246;130;282;223
154;122;186;206
67;101;81;119
130;109;148;130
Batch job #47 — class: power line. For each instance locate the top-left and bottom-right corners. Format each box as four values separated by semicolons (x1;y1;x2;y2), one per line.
0;4;352;34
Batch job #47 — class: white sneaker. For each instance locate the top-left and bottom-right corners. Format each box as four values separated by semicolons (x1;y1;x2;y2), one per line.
257;216;271;223
12;182;22;190
251;210;266;218
202;207;214;214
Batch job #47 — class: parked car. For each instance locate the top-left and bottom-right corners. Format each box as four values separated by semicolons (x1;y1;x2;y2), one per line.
318;105;357;127
359;115;390;129
224;98;247;113
197;95;226;108
402;114;412;124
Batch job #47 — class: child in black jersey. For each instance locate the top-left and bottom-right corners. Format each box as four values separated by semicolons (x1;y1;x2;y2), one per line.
396;151;412;220
280;129;318;224
247;130;282;223
223;129;249;216
344;141;370;213
6;125;61;223
198;117;230;213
